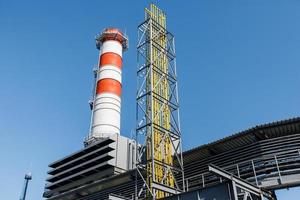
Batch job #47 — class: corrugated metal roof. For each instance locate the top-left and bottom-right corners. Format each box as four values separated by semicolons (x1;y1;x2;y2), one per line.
183;117;300;159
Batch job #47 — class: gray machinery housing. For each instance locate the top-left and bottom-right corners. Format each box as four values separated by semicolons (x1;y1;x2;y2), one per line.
44;134;136;198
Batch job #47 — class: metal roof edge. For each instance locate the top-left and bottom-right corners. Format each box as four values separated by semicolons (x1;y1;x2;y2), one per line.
183;116;300;155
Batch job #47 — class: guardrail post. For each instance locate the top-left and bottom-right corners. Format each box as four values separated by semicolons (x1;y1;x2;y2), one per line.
231;180;238;200
186;179;189;191
252;160;259;186
236;164;240;178
260;194;264;200
274;155;282;184
202;174;205;188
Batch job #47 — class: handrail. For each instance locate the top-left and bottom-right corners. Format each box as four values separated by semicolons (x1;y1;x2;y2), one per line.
185;149;300;191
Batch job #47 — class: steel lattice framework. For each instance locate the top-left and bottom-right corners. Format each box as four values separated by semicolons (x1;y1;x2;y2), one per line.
135;4;185;199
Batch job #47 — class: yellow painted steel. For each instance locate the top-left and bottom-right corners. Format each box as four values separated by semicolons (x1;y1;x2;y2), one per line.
145;4;174;199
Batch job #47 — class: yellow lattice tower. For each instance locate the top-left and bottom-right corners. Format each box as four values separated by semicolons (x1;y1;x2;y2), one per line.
145;4;173;199
136;4;184;200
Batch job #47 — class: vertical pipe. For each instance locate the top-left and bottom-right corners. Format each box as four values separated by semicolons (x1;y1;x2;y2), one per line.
149;17;156;199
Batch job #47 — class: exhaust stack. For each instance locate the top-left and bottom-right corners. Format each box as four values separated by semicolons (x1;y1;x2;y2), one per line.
87;28;128;144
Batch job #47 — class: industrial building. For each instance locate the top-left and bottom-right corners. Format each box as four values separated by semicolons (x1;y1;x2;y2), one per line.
43;4;300;200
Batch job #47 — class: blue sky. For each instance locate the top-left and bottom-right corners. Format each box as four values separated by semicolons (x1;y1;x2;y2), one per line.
0;0;300;199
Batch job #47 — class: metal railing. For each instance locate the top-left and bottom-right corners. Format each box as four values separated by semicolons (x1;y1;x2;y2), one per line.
185;149;300;191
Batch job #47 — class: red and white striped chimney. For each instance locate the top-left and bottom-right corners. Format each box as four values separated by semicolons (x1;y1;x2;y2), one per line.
89;28;128;140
